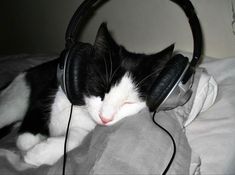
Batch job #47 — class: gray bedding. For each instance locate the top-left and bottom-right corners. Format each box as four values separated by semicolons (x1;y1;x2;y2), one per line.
0;55;195;174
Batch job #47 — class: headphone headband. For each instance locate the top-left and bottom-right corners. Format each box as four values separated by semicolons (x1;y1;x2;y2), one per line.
65;0;99;48
65;0;202;72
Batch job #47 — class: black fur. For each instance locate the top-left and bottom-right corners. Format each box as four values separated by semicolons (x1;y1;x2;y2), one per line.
19;59;59;136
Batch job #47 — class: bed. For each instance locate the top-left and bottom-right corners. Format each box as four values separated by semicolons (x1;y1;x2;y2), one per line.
0;53;234;175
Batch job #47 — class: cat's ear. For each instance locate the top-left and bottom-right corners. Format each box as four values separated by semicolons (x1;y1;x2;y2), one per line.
144;44;175;76
151;44;175;62
94;22;119;54
147;44;175;71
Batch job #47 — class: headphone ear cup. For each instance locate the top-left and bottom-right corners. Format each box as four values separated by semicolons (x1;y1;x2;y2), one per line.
147;54;189;112
64;43;93;105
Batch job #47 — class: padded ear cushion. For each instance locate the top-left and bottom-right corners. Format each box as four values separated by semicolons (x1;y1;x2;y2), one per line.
147;54;188;112
64;43;93;105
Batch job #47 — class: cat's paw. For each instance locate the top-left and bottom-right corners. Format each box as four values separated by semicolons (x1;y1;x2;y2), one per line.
16;132;45;151
24;140;62;167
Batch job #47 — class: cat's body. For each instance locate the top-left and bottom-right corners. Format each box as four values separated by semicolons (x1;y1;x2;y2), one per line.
0;23;174;166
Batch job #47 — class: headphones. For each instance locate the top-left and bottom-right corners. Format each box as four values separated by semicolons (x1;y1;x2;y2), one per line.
57;0;203;112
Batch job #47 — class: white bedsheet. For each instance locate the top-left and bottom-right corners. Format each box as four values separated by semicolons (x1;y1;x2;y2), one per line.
186;57;235;174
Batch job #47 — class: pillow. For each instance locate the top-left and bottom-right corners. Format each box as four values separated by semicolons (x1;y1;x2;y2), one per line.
185;68;218;126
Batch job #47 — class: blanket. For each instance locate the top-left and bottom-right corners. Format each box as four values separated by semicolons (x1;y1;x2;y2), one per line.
0;108;191;175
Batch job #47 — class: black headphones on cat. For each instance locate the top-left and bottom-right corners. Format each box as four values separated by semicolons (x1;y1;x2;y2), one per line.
57;0;203;112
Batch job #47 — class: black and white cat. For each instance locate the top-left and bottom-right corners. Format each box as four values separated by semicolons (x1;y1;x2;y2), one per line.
0;23;174;167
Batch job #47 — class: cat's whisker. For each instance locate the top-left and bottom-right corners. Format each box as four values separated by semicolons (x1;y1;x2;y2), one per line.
108;52;113;83
110;64;121;83
93;66;107;86
136;70;160;88
102;55;110;88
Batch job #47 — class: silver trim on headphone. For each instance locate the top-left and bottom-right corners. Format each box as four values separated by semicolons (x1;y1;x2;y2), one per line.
57;50;70;97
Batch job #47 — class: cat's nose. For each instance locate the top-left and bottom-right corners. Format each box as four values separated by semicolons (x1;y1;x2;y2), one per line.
99;113;113;124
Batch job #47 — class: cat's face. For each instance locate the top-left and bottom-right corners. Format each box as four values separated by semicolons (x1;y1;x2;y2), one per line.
83;23;174;126
85;73;146;125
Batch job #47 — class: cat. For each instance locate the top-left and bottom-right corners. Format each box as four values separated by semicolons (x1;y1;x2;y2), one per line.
0;23;174;167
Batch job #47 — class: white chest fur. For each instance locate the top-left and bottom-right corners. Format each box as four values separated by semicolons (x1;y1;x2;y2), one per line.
49;88;96;137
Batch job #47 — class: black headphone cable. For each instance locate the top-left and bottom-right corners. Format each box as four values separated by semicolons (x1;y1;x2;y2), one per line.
152;111;176;175
62;104;74;175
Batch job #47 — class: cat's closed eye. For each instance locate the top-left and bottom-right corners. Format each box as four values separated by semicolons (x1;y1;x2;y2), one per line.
121;101;135;106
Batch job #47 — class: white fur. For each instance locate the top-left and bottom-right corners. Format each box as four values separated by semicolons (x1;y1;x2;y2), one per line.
16;133;46;151
4;72;146;166
49;87;97;136
0;73;30;128
24;128;89;166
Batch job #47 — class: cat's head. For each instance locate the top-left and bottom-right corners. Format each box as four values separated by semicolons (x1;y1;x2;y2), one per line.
84;23;174;125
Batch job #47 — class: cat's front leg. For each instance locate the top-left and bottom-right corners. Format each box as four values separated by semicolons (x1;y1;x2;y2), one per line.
24;128;89;166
